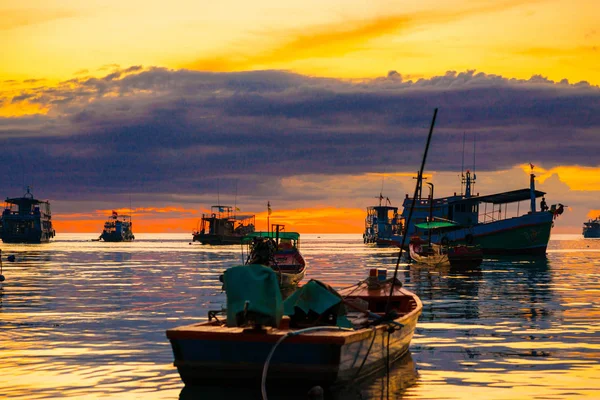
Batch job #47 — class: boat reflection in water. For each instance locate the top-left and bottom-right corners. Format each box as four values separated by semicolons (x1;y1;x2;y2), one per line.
178;351;418;400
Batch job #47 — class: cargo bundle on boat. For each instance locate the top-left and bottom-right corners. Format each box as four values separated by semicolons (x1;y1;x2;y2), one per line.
98;211;134;242
0;187;55;244
192;205;255;245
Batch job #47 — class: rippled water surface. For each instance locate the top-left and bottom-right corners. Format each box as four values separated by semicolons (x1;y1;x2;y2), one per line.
0;233;598;399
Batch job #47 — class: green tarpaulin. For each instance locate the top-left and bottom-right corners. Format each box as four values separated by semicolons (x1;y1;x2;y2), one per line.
242;231;300;242
283;280;352;328
223;264;283;327
415;221;459;229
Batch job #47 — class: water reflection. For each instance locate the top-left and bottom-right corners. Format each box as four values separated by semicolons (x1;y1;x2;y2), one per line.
0;234;598;399
178;352;418;400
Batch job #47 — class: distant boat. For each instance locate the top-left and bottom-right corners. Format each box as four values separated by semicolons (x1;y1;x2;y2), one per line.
192;205;255;245
242;225;307;290
166;266;421;388
583;216;600;238
374;170;562;255
98;211;134;242
408;228;482;269
363;194;401;244
0;187;55;244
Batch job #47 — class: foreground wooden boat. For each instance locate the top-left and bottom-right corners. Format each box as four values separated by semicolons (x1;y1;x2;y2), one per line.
166;267;422;388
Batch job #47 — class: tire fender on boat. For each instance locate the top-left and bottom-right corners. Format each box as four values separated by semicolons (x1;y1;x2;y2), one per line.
465;234;474;244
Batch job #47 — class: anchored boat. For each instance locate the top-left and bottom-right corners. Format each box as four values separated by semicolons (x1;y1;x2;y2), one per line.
375;170;562;255
583;216;600;238
363;194;401;244
242;225;307;291
98;211;134;242
0;187;55;244
192;205;255;245
166;266;421;389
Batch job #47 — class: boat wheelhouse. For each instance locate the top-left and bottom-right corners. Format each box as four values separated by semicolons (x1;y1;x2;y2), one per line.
99;211;134;242
0;187;55;244
192;205;255;245
377;170;561;255
583;216;600;238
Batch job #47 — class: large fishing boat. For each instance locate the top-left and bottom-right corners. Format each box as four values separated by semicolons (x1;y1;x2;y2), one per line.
583;216;600;238
363;194;401;244
375;170;562;255
192;205;255;245
98;211;134;242
0;187;55;244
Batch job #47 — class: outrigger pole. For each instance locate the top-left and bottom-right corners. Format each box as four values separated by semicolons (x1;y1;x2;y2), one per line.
386;108;438;312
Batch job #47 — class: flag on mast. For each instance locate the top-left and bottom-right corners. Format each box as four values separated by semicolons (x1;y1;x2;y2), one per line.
267;201;272;215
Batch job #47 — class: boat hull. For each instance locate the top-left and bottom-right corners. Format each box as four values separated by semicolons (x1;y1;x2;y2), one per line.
583;228;600;238
193;234;245;245
100;233;134;242
379;212;553;255
167;309;419;388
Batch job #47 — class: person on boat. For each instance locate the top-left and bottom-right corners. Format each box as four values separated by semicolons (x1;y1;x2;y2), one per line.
279;238;293;250
540;197;549;212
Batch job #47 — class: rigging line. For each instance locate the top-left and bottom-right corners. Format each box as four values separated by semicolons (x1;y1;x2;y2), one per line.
387;108;438;312
461;132;465;195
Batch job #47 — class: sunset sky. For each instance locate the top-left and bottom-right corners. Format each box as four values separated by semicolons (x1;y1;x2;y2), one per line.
1;0;599;233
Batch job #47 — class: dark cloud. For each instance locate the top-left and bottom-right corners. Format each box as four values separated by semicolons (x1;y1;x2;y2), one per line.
0;67;598;209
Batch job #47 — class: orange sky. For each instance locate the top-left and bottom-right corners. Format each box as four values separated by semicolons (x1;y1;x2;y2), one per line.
1;1;599;233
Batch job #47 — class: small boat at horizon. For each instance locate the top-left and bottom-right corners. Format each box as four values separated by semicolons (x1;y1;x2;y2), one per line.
583;215;600;238
192;205;255;245
0;187;55;244
98;211;134;242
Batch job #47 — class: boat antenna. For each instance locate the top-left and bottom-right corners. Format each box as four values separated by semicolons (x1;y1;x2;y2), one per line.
217;179;220;207
461;132;465;195
472;132;477;194
234;179;238;219
387;108;438;312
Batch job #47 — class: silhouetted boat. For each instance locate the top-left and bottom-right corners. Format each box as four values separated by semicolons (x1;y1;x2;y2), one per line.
0;187;55;243
192;205;255;245
375;170;562;255
98;211;134;242
363;194;401;244
583;216;600;238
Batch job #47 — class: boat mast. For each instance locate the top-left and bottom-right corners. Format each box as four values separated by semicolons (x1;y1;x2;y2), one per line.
461;132;465;195
426;182;434;247
387;108;438;311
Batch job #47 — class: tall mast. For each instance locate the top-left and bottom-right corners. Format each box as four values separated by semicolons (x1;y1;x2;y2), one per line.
387;108;438;311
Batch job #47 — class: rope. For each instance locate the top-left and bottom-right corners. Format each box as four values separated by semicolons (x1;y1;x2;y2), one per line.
261;326;352;400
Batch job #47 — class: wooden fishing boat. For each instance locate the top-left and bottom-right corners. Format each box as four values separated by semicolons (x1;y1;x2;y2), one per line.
409;235;483;268
166;266;422;389
192;205;255;245
98;211;134;242
1;187;55;244
243;226;307;289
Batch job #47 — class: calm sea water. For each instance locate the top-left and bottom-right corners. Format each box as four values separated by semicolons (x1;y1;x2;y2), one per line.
0;233;598;399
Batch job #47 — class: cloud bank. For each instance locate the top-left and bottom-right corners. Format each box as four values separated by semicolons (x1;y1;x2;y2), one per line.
1;67;598;217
